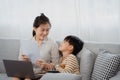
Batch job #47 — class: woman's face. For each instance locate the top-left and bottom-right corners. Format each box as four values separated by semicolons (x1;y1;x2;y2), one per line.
34;23;50;40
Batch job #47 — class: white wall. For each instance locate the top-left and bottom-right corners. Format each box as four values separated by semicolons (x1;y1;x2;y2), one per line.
0;0;120;43
77;0;120;42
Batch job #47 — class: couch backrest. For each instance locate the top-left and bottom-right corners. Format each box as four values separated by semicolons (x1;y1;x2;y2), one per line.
84;42;120;54
57;41;120;55
0;39;20;73
0;40;120;73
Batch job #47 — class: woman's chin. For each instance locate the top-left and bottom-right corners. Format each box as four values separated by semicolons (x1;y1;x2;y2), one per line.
39;37;46;40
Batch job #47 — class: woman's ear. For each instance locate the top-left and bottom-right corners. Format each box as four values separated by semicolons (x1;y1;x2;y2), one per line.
33;27;36;32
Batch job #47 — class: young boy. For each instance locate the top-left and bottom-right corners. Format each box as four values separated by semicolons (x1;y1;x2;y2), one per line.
38;35;84;75
55;35;84;74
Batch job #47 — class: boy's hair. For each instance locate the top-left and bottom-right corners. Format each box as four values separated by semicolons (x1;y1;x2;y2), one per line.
64;35;84;55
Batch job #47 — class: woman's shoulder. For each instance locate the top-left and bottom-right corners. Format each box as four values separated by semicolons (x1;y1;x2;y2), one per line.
47;37;57;44
47;37;54;41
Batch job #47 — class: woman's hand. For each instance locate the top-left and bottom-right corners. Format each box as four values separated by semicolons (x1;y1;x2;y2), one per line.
44;63;54;71
36;59;45;67
36;59;54;71
21;54;30;61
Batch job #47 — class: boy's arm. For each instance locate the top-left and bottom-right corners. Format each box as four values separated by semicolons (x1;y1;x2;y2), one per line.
55;55;79;73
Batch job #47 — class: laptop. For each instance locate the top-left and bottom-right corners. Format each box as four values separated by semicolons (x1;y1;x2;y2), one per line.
3;59;42;79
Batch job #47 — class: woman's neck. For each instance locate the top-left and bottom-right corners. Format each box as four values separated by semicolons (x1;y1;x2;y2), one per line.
35;36;43;46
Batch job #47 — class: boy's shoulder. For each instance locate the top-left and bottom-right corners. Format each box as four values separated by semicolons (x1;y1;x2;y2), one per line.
67;54;77;59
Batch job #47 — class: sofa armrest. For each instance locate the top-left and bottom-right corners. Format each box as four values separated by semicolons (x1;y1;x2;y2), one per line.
0;73;12;80
109;71;120;80
40;73;81;80
0;61;5;73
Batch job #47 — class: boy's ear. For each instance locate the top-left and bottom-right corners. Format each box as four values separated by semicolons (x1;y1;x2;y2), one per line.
69;45;74;51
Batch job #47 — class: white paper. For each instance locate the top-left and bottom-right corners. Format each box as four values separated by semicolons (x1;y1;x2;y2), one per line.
20;40;41;63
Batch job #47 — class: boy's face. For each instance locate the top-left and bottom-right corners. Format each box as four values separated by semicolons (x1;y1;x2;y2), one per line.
59;40;73;53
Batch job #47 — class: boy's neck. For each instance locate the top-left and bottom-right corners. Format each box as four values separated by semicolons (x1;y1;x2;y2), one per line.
62;51;72;58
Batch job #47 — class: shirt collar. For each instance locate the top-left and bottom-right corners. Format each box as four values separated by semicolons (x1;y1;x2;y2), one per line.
32;37;48;44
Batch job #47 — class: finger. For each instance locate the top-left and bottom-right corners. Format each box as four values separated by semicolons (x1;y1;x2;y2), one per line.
22;54;29;58
21;55;29;61
46;64;52;70
38;60;45;63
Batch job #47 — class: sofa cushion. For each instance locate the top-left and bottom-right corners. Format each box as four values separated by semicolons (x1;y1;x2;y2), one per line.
0;39;20;73
79;48;96;80
40;73;81;80
119;65;120;71
0;61;5;73
0;73;12;80
91;49;120;80
109;71;120;80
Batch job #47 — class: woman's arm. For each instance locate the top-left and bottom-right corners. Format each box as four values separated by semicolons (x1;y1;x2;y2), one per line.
18;50;30;61
50;41;60;64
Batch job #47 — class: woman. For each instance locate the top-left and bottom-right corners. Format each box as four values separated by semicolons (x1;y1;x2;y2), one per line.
12;13;59;80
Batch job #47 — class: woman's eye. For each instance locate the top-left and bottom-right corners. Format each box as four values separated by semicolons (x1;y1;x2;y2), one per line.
46;29;49;31
41;29;45;31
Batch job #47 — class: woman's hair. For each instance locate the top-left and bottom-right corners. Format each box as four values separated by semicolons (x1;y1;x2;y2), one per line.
64;35;84;55
32;13;51;37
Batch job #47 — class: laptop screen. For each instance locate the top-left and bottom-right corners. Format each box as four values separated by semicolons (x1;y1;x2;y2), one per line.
3;59;35;78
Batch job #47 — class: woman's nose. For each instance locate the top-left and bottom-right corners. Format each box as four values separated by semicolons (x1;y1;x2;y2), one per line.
43;31;47;35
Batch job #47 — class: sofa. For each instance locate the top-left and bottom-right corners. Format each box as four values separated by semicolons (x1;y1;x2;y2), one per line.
0;39;20;80
0;39;120;80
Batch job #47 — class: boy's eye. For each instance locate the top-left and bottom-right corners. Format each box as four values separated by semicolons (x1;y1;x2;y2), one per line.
63;41;66;43
46;29;49;31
